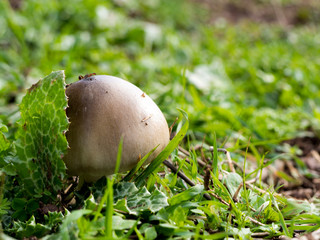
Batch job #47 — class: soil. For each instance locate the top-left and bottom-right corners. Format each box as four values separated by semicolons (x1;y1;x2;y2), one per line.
193;0;320;26
281;136;320;199
9;0;22;10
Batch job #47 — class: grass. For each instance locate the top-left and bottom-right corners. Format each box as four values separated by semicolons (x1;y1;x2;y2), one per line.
1;0;320;239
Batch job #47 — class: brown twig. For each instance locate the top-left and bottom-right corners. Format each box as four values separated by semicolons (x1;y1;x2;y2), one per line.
232;183;243;202
208;147;235;172
208;191;230;206
163;156;266;227
251;232;270;238
178;146;207;168
162;159;212;200
246;216;265;226
204;167;211;191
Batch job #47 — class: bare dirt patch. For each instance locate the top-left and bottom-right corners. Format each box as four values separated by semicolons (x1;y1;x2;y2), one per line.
278;136;320;199
193;0;320;26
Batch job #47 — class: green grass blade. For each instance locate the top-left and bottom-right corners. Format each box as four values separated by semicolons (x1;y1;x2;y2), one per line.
269;192;291;237
105;137;124;237
93;138;123;227
212;132;218;177
105;178;114;238
123;219;140;239
209;171;243;219
122;145;159;182
93;188;108;222
135;112;189;188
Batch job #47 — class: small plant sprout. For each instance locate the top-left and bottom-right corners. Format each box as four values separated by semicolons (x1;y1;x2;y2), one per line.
63;74;170;182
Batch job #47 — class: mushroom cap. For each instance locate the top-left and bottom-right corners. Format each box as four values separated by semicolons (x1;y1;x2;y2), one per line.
64;75;170;182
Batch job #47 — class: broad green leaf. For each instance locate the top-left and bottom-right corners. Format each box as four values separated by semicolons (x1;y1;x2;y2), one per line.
151;201;199;223
144;226;157;240
0;124;12;175
0;123;10;153
114;182;168;215
14;70;68;197
254;223;280;236
127;187;168;214
12;198;27;210
156;223;178;236
282;199;313;217
169;184;204;206
8;216;51;239
84;195;98;211
112;216;138;230
228;227;252;239
114;182;139;202
223;172;243;197
57;209;91;239
114;199;132;214
12;209;28;222
44;211;64;229
0;198;10;218
170;206;187;227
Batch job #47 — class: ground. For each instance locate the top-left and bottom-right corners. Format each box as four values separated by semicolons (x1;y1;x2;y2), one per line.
193;0;320;200
193;0;320;26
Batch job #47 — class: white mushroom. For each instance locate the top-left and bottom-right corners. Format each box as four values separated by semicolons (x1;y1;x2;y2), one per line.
64;74;170;182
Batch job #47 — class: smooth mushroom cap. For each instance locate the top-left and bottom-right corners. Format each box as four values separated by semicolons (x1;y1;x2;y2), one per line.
64;75;170;182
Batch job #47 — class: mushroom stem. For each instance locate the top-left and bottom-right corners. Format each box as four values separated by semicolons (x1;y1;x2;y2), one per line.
76;176;85;191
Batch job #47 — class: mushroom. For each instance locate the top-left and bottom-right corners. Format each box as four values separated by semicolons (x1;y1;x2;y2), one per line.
64;74;170;182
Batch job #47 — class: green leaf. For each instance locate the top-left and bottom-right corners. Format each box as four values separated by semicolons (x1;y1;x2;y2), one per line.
26;199;39;214
8;216;51;239
228;227;252;239
2;161;16;176
44;211;65;229
57;209;92;239
0;123;10;153
0;124;12;174
123;144;159;182
170;206;187;227
212;132;218;177
12;209;28;222
12;198;27;210
223;172;243;197
114;182;168;215
168;184;204;206
14;70;69;198
281;199;312;217
127;187;168;214
114;199;132;214
112;216;138;230
145;226;157;240
114;182;139;202
156;223;178;236
105;178;114;238
0;198;11;218
269;192;291;237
